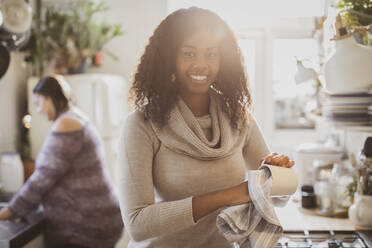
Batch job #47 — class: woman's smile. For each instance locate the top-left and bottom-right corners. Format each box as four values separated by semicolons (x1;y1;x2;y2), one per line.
189;74;209;84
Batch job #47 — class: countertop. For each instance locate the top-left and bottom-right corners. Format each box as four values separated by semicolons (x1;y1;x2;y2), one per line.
0;192;45;248
0;208;45;248
275;198;355;231
275;198;372;246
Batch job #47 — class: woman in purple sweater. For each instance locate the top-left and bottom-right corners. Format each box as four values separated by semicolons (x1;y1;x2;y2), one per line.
0;75;124;248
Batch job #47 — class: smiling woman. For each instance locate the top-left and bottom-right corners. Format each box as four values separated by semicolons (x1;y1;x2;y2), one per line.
119;6;294;248
130;6;250;128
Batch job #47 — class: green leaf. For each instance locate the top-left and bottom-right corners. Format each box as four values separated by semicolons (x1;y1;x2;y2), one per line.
26;0;124;75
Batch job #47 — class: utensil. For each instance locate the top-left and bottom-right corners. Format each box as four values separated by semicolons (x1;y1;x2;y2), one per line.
0;0;32;34
0;9;3;27
0;43;10;79
5;30;31;51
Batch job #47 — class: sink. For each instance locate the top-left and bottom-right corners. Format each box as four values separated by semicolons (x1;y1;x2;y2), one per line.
0;192;14;203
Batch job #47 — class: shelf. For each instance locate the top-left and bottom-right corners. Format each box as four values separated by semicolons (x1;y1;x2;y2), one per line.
333;125;372;133
307;112;372;133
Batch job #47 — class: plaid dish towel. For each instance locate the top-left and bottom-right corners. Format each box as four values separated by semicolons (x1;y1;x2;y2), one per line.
216;167;288;248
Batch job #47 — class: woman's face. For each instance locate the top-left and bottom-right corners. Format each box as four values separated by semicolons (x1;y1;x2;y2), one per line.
33;94;56;121
175;29;220;97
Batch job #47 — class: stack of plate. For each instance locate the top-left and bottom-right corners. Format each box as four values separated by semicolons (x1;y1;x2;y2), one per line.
322;93;372;126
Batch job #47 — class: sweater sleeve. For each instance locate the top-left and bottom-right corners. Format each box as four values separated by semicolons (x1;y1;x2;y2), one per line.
118;112;196;242
242;112;271;170
8;130;83;217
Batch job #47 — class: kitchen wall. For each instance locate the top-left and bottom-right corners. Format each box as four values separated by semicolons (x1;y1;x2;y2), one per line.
0;53;28;155
2;0;370;178
0;0;168;156
89;0;168;81
345;131;372;157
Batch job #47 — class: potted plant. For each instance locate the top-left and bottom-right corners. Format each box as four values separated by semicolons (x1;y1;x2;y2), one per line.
336;0;372;46
28;0;124;76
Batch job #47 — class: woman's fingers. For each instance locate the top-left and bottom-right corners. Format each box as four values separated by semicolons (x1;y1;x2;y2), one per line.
286;160;295;168
264;153;295;168
272;154;283;165
270;155;278;164
264;152;277;164
278;156;289;166
265;156;272;164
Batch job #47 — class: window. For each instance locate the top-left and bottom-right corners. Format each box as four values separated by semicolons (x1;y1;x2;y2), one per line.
273;38;319;129
238;32;322;155
238;39;256;92
167;0;327;153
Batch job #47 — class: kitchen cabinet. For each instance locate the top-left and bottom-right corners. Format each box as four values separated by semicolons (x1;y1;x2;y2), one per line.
23;235;44;248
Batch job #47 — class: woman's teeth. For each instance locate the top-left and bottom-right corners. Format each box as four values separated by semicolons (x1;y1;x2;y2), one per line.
190;75;207;81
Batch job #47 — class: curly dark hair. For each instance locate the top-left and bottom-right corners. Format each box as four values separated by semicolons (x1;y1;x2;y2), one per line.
130;7;251;128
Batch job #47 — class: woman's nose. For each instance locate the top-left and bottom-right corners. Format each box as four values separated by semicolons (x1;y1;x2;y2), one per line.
192;57;208;73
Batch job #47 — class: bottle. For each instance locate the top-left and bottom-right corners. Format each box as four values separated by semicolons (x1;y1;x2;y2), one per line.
329;161;353;217
301;185;316;209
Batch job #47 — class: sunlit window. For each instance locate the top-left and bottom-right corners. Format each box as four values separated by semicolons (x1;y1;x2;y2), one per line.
238;39;256;91
167;0;325;134
273;39;319;129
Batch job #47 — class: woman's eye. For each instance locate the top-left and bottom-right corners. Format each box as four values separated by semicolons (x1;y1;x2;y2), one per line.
183;51;195;57
207;52;218;58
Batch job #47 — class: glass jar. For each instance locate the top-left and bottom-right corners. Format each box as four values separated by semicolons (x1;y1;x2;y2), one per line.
329;162;353;217
314;181;334;215
301;185;316;209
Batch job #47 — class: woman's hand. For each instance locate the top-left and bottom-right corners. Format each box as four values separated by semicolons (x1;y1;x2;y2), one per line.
0;207;13;220
262;152;294;168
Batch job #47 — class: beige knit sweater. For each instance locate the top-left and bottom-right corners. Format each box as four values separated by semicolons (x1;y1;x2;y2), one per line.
118;92;270;248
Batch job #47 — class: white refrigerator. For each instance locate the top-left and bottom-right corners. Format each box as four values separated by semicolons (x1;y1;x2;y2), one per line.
27;73;130;186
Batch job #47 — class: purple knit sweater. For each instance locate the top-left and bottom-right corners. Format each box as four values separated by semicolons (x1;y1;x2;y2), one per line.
8;118;124;247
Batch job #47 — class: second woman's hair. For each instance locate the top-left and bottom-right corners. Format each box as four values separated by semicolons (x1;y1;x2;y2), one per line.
130;7;251;128
33;76;69;119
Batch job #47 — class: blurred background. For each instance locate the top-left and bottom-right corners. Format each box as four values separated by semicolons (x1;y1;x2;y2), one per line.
0;0;372;247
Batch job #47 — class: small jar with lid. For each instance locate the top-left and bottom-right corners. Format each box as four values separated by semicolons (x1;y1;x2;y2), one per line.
301;185;316;209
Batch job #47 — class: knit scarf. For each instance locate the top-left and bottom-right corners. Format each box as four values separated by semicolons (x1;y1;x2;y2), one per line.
150;92;249;160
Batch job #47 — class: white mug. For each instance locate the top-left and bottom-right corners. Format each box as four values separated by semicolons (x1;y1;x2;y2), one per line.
349;193;372;228
259;164;298;196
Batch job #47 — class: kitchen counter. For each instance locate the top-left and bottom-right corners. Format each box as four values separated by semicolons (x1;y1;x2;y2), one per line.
275;198;372;246
275;198;355;231
0;208;45;248
0;192;45;248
